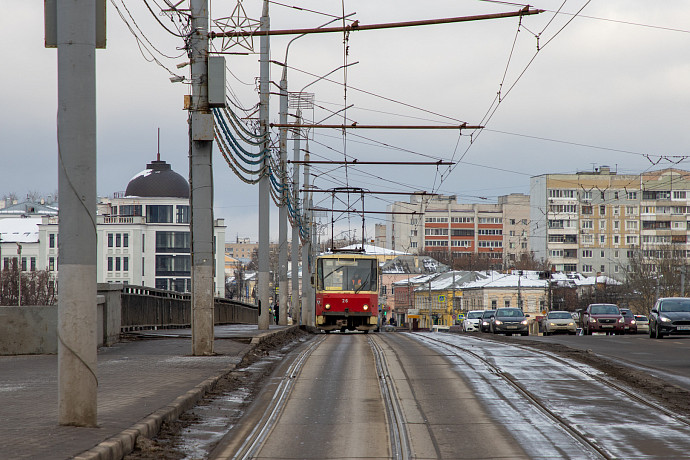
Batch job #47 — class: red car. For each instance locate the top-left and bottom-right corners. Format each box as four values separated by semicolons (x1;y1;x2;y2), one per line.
619;308;637;334
582;303;625;335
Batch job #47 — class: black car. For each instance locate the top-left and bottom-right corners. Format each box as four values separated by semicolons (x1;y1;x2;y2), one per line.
479;310;496;332
491;308;529;336
649;297;690;339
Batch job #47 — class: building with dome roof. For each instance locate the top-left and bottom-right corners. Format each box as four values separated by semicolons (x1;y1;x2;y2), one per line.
35;158;226;296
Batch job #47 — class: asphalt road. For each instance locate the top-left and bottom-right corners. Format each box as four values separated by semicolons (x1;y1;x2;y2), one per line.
515;332;690;391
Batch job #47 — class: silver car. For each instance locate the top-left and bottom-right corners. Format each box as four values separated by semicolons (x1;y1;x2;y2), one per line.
634;315;649;334
542;311;577;336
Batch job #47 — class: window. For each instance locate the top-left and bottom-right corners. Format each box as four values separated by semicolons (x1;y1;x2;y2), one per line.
425;217;448;223
613;206;620;216
176;205;190;224
627;191;638;200
49;233;56;248
146;205;174;223
626;220;638;231
123;233;129;248
123;257;129;272
30;257;36;271
582;234;593;244
510;219;516;225
492;300;497;308
614;235;620;245
614;265;619;273
451;216;474;223
21;257;27;272
119;205;142;216
108;233;113;248
115;257;121;271
116;233;121;247
521;242;527;249
583;264;593;273
581;191;592;201
49;257;55;271
626;235;639;245
626;206;638;216
614;220;620;230
581;205;593;215
156;231;191;253
155;255;191;276
142;257;145;276
410;242;417;248
600;250;605;258
142;234;145;252
479;217;502;224
425;228;448;236
601;265;605;273
107;257;113;271
582;250;593;258
477;229;502;235
599;220;607;230
600;191;605;200
600;235;606;245
614;191;619;200
548;189;576;198
505;300;511;307
581;220;593;229
599;205;606;216
673;191;686;200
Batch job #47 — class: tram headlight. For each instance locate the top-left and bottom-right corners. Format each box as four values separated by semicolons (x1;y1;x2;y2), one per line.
363;304;369;310
325;303;331;310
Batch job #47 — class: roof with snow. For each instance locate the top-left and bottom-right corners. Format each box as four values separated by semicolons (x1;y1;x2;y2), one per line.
461;273;549;290
381;255;448;274
0;217;41;243
333;244;409;256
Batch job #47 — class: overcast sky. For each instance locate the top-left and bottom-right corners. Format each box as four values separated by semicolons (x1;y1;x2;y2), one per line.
3;1;690;243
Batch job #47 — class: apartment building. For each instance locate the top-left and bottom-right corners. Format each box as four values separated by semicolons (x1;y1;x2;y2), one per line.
386;193;530;267
530;166;690;280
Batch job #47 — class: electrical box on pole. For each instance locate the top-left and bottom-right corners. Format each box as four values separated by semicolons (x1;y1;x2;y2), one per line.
208;56;226;108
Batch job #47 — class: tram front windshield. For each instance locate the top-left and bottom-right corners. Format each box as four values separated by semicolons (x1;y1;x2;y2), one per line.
318;258;377;292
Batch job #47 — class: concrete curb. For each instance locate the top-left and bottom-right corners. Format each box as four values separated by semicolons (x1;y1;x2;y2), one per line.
73;325;301;460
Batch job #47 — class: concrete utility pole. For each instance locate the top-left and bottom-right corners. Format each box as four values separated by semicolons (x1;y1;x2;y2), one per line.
301;152;311;326
189;0;215;355
257;0;270;330
291;111;302;324
278;65;288;326
56;1;98;426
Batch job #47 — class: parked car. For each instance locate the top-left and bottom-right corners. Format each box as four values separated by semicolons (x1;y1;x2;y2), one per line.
479;310;496;332
463;310;484;332
542;311;577;336
649;297;690;339
491;308;529;336
581;303;625;335
634;315;649;334
619;308;637;334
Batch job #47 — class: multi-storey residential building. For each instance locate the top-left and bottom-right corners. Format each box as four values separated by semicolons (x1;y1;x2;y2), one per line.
386;193;530;267
531;166;642;279
639;169;690;270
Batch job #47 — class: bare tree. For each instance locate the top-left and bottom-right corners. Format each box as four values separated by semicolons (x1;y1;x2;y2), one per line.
619;244;684;315
0;262;56;306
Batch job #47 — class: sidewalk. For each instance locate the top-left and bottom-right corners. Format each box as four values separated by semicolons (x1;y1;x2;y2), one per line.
0;324;293;460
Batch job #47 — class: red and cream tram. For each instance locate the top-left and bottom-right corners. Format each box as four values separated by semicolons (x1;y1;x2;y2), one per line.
314;252;379;333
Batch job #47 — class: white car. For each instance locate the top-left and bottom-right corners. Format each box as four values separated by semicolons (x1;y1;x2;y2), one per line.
634;315;649;334
463;310;485;332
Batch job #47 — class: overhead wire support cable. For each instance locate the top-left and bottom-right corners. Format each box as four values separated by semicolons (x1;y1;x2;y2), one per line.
271;123;482;130
309;209;419;215
290;160;455;165
210;8;544;38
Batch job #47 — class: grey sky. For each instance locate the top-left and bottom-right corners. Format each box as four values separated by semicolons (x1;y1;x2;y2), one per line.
3;1;689;242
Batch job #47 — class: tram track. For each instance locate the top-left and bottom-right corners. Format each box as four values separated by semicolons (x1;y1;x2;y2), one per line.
369;335;412;460
415;332;690;459
230;335;326;460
